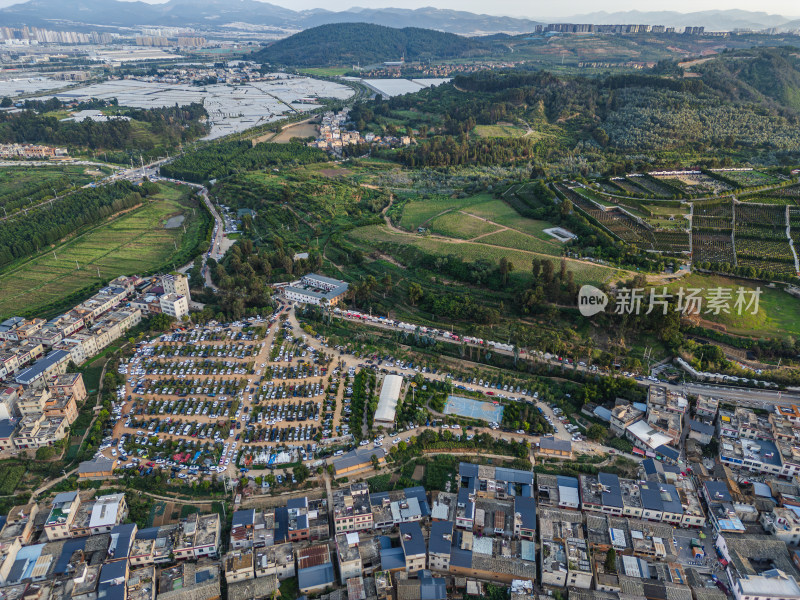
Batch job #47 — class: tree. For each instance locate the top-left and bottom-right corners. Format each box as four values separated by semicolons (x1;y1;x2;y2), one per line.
499;257;514;286
408;283;423;306
605;547;617;573
293;463;310;483
150;313;175;331
587;424;606;440
370;454;380;470
0;97;12;108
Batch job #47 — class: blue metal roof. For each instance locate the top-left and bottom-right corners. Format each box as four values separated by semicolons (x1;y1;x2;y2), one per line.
109;523;136;559
556;475;579;489
274;506;289;543
380;547;406;571
704;480;732;503
640;483;664;512
0;420;15;439
656;445;680;461
495;467;534;486
15;349;70;384
660;483;684;514
428;521;453;556
642;458;657;476
404;487;430;517
514;496;537;530
593;406;613;422
232;509;255;528
449;547;472;568
287;497;307;510
135;526;160;540
689;419;714;435
598;472;623;508
298;563;335;591
418;571;447;600
54;538;86;574
400;522;426;557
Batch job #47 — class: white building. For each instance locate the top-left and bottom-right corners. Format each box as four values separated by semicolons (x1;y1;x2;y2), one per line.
374;374;402;428
283;273;348;306
89;493;128;534
159;293;189;320
162;273;191;302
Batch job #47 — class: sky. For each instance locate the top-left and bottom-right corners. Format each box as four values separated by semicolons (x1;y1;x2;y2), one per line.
0;0;798;19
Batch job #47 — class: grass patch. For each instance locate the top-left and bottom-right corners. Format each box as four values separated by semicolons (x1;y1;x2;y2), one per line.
0;183;205;319
279;578;299;600
666;273;800;337
349;224;625;286
473;124;527;138
477;228;562;255
180;504;200;518
429;211;501;239
399;193;491;230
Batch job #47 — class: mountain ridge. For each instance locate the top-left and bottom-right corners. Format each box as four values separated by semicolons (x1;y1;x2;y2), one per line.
2;0;797;35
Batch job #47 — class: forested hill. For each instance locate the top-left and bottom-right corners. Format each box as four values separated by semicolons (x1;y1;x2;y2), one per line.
692;48;800;114
348;47;800;171
253;23;493;67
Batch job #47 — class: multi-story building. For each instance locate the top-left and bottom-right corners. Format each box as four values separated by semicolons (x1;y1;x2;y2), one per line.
428;520;453;572
89;493;128;534
336;533;364;582
224;549;254;583
761;507;800;544
399;522;427;573
333;483;373;533
161;273;191;302
43;491;81;541
159;293;189;320
173;513;221;559
610;403;644;436
254;543;295;580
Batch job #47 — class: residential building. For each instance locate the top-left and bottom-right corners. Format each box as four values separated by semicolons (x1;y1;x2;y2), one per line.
333;482;373;533
159;294;189;320
254;543;296;580
610;403;644;436
538;437;573;459
173;513;221;559
688;419;715;445
428;520;453;572
297;544;335;595
761;507;800;544
43;491;81;541
399;522;427;574
224;549;255;583
336;532;364;582
161;273;191;302
89;493;127;534
369;487;430;529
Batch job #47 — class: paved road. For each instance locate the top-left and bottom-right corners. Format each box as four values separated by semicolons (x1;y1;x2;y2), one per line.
328;311;797;407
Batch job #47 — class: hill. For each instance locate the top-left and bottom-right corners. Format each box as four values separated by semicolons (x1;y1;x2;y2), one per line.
0;0;540;35
253;23;495;67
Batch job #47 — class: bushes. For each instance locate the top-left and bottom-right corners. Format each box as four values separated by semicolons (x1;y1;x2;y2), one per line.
0;465;25;495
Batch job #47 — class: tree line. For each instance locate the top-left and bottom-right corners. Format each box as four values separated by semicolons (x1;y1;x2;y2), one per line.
0;181;159;268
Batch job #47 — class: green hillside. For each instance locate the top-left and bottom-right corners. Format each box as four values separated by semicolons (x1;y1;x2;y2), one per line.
253;22;493;67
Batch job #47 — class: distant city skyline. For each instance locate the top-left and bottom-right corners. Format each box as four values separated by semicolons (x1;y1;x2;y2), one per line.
0;0;798;20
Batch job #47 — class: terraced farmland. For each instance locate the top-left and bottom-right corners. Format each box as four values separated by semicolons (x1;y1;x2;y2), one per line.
0;185;203;319
734;203;796;275
692;201;735;264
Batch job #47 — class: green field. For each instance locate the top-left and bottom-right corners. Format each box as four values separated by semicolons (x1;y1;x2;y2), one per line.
477;228;563;255
428;211;501;239
298;67;351;77
666;273;800;337
349;224;625;286
399;193;490;230
473;124;527;138
0;184;202;319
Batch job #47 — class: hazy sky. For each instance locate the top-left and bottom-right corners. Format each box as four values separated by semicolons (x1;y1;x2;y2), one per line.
0;0;798;19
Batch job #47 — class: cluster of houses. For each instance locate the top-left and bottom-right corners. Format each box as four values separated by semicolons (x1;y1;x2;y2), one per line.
120;62;280;86
595;384;800;483
308;110;412;155
0;273;192;452
0;490;227;600
0;144;68;159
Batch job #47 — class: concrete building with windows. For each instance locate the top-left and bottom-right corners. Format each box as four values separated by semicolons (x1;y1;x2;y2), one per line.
159;293;189;320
